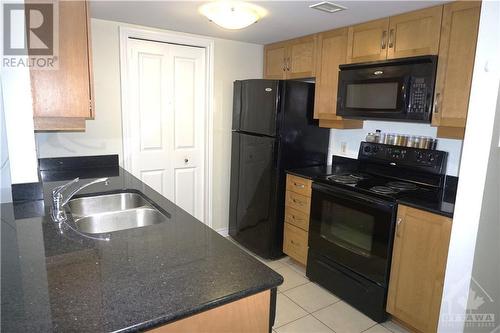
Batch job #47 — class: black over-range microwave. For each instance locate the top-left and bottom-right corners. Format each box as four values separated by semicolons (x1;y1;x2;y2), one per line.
337;55;438;123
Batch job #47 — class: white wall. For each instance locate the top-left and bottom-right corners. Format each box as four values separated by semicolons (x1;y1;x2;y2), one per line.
328;121;463;176
438;1;500;331
0;79;12;203
35;19;263;231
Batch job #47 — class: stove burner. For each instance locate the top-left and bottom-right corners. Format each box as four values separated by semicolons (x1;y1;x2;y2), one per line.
370;186;397;195
386;181;418;191
327;174;359;185
350;172;370;180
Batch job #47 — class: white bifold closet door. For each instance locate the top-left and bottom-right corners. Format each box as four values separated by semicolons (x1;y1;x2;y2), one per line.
126;38;206;222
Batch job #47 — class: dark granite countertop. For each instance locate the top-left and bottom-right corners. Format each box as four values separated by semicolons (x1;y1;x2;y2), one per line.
2;162;282;332
286;163;456;218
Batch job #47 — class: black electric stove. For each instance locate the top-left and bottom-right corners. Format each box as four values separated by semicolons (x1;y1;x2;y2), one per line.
306;142;448;322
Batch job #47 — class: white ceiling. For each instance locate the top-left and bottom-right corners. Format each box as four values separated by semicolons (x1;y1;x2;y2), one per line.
90;1;447;45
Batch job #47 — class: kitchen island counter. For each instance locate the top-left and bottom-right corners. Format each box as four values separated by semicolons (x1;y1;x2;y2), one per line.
1;156;282;332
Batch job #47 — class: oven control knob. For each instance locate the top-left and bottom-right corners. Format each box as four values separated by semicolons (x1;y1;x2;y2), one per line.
364;146;372;154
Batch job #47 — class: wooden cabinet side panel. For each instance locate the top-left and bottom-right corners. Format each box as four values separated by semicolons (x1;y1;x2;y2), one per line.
432;1;481;129
387;205;452;333
387;5;443;59
315;28;347;120
347;18;389;63
149;290;271;333
30;1;91;119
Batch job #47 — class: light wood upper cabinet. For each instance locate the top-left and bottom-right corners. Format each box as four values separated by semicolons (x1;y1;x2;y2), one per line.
264;43;287;79
31;1;94;131
347;18;389;64
264;35;316;80
347;6;442;63
315;28;363;129
387;6;443;59
387;205;452;333
287;35;316;79
431;1;481;139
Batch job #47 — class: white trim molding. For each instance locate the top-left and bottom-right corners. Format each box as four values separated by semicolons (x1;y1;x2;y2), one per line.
216;228;229;237
119;26;215;229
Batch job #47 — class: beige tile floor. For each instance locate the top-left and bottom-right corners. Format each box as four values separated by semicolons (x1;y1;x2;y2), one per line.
261;256;411;333
226;237;410;333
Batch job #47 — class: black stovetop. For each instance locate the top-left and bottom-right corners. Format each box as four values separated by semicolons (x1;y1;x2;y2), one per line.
314;167;442;202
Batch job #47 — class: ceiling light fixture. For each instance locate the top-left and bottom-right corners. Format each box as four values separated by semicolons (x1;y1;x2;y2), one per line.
309;1;347;13
199;1;267;30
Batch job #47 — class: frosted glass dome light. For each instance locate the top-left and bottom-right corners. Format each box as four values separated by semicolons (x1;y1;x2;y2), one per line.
199;1;267;30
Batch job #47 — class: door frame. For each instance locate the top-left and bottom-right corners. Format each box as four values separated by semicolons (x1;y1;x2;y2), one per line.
119;26;214;228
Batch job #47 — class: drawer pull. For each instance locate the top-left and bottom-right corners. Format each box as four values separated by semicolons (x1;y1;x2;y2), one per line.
294;182;305;189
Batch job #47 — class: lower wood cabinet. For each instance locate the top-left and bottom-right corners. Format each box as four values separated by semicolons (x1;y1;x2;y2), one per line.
149;290;270;332
283;174;312;265
283;223;308;265
387;205;453;333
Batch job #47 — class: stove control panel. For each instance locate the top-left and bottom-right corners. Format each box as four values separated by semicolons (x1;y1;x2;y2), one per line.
359;142;448;174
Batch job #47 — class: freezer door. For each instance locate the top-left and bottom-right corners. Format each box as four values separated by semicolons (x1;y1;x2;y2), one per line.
235;80;280;136
229;132;281;257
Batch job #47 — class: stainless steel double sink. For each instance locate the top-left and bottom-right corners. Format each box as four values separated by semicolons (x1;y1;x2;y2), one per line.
67;192;169;234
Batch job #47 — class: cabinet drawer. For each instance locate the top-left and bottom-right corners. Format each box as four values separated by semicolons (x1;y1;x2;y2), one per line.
283;223;308;265
285;191;311;215
285;206;310;231
286;174;312;197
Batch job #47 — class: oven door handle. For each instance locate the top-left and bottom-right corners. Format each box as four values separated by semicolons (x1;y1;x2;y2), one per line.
312;182;395;211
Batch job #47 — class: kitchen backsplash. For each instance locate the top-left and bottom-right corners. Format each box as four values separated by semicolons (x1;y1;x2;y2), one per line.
328;120;463;176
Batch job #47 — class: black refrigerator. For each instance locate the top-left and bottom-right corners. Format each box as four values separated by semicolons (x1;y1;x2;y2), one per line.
229;79;330;259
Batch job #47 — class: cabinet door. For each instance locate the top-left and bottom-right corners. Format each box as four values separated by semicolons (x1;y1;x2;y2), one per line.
31;1;92;130
387;205;452;333
387;6;443;59
431;1;481;139
283;223;308;265
314;28;346;120
263;43;286;79
346;18;389;63
286;35;316;79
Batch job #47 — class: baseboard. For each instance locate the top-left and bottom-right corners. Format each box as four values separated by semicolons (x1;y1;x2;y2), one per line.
216;227;229;237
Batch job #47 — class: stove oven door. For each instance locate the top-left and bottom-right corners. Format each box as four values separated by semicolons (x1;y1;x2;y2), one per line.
309;183;397;286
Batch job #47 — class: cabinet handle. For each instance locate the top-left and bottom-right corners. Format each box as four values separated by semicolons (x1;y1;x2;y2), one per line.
381;31;387;49
282;58;286;72
286;57;291;71
433;92;441;114
396;218;403;237
294;182;305;189
388;29;395;48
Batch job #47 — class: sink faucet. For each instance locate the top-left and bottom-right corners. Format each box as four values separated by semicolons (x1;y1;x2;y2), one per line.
51;177;109;223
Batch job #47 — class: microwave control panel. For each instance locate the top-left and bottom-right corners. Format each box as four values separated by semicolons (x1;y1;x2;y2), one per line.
359;142;448;174
408;78;429;114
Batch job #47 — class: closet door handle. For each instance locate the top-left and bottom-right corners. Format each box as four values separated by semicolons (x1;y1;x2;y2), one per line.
381;31;387;49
